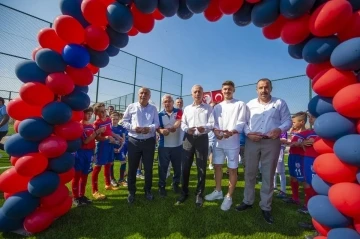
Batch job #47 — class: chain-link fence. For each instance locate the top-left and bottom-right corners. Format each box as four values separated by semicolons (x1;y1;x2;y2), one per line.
182;75;313;115
0;3;183;111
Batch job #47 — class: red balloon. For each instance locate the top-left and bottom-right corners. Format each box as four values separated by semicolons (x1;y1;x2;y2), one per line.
354;218;360;234
4;192;13;200
54;121;83;141
337;11;360;42
10;156;19;166
313;138;334;154
204;0;223;22
85;25;109;51
24;210;55;234
45;73;75;96
7;97;42;121
306;61;332;79
312;218;331;236
39;136;67;158
51;196;72;218
152;9;165;20
262;15;287;40
309;0;353;37
81;0;108;27
314;236;327;239
0;167;31;193
59;168;75;184
37;28;66;54
32;47;42;60
313;153;358;184
333;83;360;118
87;64;99;74
66;66;93;87
71;111;85;122
19;82;54;107
14;120;21;133
246;0;261;3
312;68;357;97
128;26;139;37
15;153;48;177
219;0;244;15
329;183;360;218
53;15;85;44
281;14;310;45
132;5;155;34
99;0;115;6
40;184;69;208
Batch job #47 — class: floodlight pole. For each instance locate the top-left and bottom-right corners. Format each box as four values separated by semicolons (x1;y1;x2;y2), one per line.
132;57;138;103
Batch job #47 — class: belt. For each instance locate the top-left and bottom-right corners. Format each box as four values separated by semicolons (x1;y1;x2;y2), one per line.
130;136;153;142
188;133;207;138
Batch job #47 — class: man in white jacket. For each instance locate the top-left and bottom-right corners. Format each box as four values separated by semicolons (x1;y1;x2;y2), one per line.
204;80;247;211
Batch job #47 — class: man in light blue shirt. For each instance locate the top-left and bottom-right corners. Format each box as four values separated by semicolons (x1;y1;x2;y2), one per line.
0;97;9;151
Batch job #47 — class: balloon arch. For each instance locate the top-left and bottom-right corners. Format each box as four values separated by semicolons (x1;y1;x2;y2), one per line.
1;0;360;236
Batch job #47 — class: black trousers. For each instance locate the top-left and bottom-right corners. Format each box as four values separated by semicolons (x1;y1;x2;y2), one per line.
127;136;156;194
0;131;8;151
181;133;208;197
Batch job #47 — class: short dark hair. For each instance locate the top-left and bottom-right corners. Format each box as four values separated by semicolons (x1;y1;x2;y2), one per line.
176;97;183;100
83;107;94;114
257;78;272;89
292;111;308;124
108;105;114;109
222;80;235;88
0;97;4;105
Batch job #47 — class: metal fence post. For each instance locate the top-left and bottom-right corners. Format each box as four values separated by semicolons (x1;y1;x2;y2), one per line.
95;70;100;103
132;57;138;103
180;74;183;97
159;67;164;110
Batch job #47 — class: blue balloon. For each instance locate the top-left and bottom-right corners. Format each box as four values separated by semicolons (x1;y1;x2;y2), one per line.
62;44;90;68
87;48;110;68
334;134;360;166
330;37;360;71
328;228;360;239
66;138;82;152
107;2;134;33
312;174;332;196
18;117;53;141
0;209;24;232
314;112;356;141
42;102;72;125
349;0;360;11
280;0;316;19
303;36;340;64
134;0;157;14
233;2;253;27
2;191;39;219
117;0;133;5
35;49;67;73
158;0;180;17
74;85;89;93
106;45;120;57
308;195;352;228
4;134;39;157
48;152;75;173
61;90;91;111
106;27;129;49
186;0;210;14
288;37;312;60
15;60;48;84
308;95;335;118
251;0;280;27
177;0;193;20
28;171;60;197
60;0;89;28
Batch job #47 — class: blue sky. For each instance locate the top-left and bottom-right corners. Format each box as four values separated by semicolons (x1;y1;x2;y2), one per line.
0;0;309;111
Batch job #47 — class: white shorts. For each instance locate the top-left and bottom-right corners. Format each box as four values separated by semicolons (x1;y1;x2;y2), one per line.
208;141;215;157
275;148;285;173
213;147;240;169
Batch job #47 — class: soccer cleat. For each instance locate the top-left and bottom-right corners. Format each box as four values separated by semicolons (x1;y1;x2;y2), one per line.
205;190;224;201
110;179;119;187
118;180;128;187
79;196;92;205
105;185;119;190
297;206;309;215
276;191;287;199
136;173;145;180
92;191;106;200
282;197;300;205
73;198;81;207
208;164;214;170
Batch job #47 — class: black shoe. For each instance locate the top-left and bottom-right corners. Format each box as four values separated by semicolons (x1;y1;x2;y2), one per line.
159;187;167;197
195;195;204;207
262;210;274;224
235;202;253;211
79;196;92;205
172;183;180;194
298;222;315;230
176;194;188;204
145;191;154;201
127;193;135;204
304;232;319;239
73;198;81;207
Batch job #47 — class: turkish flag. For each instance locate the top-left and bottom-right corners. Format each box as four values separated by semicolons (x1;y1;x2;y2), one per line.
202;92;212;104
211;90;224;103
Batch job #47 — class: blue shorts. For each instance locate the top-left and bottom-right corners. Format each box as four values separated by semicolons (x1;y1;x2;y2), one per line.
74;149;93;175
114;151;126;162
288;154;304;182
121;144;128;156
304;156;316;185
95;141;114;166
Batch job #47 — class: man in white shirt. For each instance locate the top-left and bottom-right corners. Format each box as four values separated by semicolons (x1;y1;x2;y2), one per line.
122;87;160;204
176;85;213;207
235;78;292;224
204;81;247;211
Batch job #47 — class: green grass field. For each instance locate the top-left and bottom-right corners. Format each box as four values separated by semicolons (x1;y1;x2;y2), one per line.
0;126;312;239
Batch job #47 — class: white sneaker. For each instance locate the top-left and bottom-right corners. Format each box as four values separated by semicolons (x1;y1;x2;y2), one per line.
208;164;214;170
220;196;233;211
205;190;223;201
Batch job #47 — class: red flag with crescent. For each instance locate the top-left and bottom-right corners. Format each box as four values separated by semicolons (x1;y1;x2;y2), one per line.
202;92;212;104
211;90;224;103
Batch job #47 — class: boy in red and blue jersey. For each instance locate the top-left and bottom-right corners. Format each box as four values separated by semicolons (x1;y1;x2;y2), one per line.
72;106;105;205
92;103;123;199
